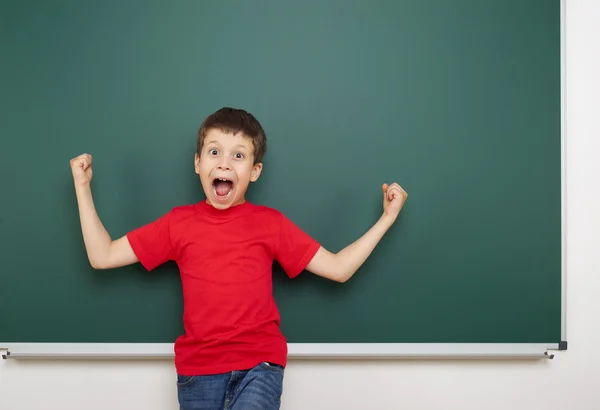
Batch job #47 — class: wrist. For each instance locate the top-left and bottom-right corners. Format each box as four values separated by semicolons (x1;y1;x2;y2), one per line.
74;182;92;195
379;212;397;228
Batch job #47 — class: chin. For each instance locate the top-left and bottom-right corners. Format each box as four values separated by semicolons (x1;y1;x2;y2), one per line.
206;191;244;210
208;200;232;210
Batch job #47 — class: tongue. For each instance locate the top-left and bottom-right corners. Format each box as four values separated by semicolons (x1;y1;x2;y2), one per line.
215;180;233;196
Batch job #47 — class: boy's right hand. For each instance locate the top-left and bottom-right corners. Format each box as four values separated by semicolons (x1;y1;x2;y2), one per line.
70;153;93;187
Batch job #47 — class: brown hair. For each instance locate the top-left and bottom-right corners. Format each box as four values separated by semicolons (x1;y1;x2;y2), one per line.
197;107;267;164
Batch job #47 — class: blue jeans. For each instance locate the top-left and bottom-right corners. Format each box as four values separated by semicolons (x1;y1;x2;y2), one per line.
177;362;284;410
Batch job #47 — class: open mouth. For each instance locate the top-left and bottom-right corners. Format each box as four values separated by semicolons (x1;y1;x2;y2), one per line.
212;177;234;201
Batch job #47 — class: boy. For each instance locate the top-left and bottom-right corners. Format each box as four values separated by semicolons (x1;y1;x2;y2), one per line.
70;107;407;410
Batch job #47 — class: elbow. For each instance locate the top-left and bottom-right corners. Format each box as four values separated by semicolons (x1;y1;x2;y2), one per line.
88;246;115;270
89;257;108;270
330;259;353;283
333;269;351;283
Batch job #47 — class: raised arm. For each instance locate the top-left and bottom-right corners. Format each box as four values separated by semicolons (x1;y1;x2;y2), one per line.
306;182;407;283
70;153;139;269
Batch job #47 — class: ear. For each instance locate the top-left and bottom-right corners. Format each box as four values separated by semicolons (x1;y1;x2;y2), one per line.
194;153;201;175
250;162;263;182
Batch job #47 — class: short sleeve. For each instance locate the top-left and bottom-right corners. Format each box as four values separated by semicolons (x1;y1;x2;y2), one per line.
126;211;174;271
275;213;321;278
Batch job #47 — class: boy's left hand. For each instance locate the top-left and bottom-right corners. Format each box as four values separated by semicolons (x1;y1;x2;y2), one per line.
382;182;408;220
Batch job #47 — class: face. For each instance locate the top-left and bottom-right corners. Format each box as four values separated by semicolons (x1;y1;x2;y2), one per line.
195;128;263;210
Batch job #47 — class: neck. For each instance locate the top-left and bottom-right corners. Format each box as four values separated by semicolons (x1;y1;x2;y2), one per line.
197;199;252;218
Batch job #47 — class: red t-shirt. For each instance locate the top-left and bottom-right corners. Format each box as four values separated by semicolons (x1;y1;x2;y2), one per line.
126;200;320;375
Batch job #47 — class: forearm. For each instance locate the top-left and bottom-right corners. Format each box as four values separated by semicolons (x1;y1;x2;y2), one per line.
333;213;395;282
74;184;113;268
306;182;407;283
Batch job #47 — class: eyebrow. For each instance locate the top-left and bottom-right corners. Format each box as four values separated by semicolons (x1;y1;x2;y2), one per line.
206;141;250;150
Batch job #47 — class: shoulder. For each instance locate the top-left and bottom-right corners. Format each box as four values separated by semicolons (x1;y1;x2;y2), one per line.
155;203;195;218
247;204;309;235
244;203;284;226
236;203;302;235
249;203;282;216
170;203;199;215
156;203;201;226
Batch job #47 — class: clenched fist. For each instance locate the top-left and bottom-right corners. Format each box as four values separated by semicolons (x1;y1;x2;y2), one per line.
70;153;93;187
382;182;408;220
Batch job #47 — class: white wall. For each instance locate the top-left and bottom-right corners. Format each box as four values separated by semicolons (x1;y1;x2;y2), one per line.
2;1;599;409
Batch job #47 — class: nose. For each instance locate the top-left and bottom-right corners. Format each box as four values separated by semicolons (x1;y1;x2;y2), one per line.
217;156;232;171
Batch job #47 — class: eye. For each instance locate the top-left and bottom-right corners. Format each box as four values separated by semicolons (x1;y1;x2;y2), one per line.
209;149;218;155
234;152;244;159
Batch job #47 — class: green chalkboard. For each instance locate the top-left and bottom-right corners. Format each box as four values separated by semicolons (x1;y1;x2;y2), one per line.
1;0;562;346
